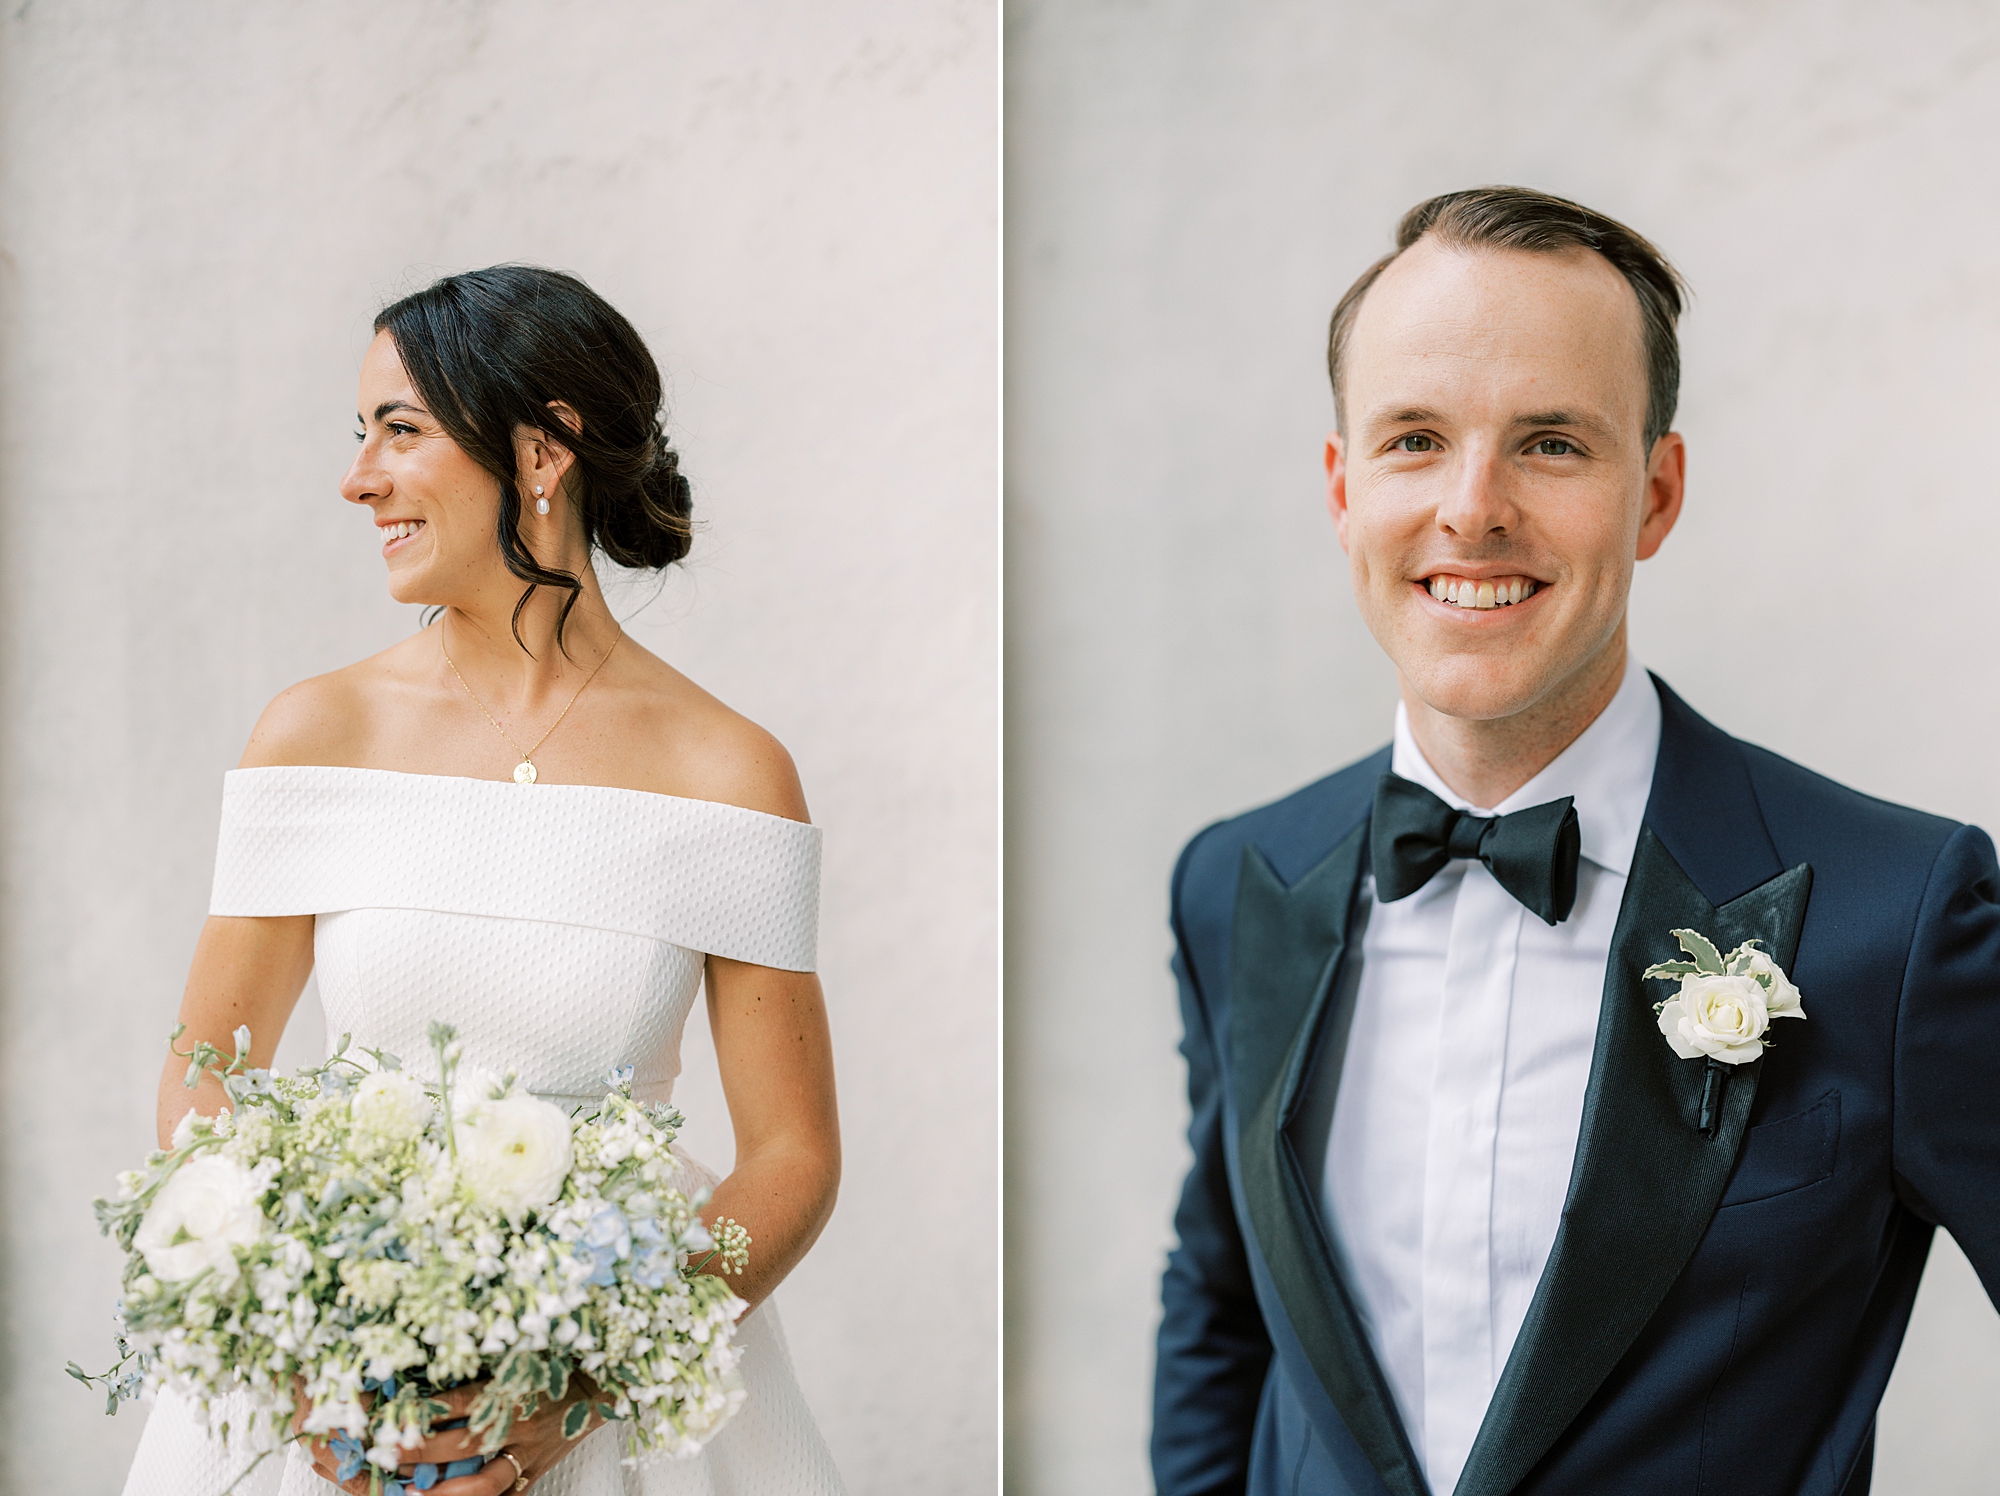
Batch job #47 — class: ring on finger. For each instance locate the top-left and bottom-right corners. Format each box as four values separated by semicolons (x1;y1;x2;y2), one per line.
499;1448;529;1491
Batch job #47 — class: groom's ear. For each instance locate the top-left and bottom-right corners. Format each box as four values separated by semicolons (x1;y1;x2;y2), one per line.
1325;433;1353;553
1635;431;1687;561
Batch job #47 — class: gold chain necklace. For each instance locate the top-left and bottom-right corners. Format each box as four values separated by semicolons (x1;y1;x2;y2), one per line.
440;626;622;784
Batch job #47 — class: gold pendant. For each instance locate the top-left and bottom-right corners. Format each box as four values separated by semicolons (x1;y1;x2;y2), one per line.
514;760;538;785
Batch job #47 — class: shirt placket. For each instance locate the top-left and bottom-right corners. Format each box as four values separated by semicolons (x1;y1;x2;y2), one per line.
1420;860;1523;1489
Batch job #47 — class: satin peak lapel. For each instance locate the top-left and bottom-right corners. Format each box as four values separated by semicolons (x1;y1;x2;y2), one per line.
1232;826;1428;1496
1453;828;1813;1496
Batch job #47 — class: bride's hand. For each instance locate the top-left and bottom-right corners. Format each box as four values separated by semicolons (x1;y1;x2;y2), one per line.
387;1380;605;1494
290;1376;600;1488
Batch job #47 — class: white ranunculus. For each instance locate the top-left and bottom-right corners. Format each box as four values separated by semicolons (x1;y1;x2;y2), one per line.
133;1154;267;1285
1734;946;1807;1021
1658;973;1771;1065
455;1094;575;1220
350;1070;432;1147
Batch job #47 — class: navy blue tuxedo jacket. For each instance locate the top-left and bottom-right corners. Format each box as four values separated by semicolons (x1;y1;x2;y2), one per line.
1153;677;2000;1496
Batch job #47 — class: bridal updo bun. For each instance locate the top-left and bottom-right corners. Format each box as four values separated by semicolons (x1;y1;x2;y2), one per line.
373;264;693;648
598;441;694;572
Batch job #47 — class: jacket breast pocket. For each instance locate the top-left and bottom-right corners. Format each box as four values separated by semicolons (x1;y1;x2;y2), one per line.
1718;1089;1840;1208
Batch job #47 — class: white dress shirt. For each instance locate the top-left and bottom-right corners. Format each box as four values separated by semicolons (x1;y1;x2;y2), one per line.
1309;654;1661;1495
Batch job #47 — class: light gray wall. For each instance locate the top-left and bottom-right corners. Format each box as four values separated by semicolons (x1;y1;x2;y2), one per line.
1007;3;2000;1491
0;4;996;1492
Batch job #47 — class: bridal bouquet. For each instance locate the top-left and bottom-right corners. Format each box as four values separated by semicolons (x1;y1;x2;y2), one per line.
76;1023;751;1488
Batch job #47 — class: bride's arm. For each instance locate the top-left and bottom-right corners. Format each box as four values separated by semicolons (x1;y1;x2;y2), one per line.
156;676;355;1146
635;695;841;1309
155;915;316;1149
699;956;842;1310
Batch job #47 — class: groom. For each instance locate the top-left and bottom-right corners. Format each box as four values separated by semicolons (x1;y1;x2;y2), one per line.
1152;185;2000;1496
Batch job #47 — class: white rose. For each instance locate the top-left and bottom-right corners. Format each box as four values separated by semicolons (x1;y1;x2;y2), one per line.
455;1094;575;1221
133;1154;267;1285
350;1070;432;1147
1658;973;1771;1065
1733;947;1806;1021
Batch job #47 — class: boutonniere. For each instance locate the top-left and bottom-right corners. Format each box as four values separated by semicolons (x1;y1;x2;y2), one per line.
1644;930;1806;1136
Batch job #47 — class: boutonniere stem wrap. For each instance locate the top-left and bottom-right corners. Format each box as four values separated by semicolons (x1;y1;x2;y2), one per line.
1644;929;1806;1137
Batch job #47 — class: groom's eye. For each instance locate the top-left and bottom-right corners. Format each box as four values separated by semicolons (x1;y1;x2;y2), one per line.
1531;437;1576;456
1393;434;1437;453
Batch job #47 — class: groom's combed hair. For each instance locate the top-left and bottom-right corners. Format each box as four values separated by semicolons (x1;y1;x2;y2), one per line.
1327;186;1690;449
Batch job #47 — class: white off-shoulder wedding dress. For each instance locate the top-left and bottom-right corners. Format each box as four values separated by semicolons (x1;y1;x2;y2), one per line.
122;766;847;1496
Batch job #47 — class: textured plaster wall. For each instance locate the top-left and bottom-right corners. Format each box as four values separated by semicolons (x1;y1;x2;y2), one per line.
0;4;996;1492
1007;3;2000;1492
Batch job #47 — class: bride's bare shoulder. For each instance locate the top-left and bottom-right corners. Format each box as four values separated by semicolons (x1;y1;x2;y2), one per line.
632;652;811;824
237;636;431;770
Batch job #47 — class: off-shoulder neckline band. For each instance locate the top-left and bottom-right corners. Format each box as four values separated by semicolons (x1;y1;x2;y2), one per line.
224;763;817;831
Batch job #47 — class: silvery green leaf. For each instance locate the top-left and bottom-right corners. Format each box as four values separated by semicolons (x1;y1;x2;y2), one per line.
1641;960;1701;981
1723;939;1763;975
563;1399;593;1439
1672;928;1725;974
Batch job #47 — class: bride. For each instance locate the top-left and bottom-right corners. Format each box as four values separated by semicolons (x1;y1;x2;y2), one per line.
122;267;846;1495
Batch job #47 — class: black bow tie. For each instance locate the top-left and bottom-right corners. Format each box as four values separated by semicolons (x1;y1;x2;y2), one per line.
1370;772;1581;925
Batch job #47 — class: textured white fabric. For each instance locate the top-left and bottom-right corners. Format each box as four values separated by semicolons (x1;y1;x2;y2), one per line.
1314;654;1660;1495
213;766;823;971
124;766;844;1495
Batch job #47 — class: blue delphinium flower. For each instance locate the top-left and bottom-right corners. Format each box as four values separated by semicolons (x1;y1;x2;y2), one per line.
580;1203;633;1287
629;1213;673;1289
329;1431;366;1483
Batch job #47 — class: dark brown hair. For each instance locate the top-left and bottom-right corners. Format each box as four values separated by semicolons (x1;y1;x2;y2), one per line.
374;265;693;653
1327;186;1689;448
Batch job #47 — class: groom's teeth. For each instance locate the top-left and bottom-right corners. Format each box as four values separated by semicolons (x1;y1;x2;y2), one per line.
1426;576;1538;610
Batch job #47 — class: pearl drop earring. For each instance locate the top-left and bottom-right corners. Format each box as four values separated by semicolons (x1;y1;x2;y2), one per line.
533;484;549;516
